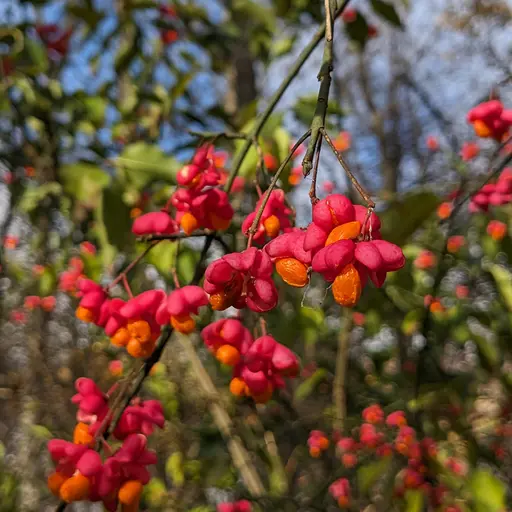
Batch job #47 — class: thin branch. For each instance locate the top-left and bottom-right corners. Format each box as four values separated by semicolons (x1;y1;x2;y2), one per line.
333;309;352;432
302;0;336;176
178;333;265;496
247;131;311;246
320;128;375;208
106;241;161;290
309;136;323;205
224;0;354;193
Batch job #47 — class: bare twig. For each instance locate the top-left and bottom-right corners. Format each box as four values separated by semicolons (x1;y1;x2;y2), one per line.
247;131;311;247
302;0;337;176
107;241;161;290
225;0;354;193
309;136;323;204
320;128;375;208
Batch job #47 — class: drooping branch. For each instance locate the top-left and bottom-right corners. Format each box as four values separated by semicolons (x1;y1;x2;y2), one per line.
178;333;266;496
247;131;311;247
321;128;375;208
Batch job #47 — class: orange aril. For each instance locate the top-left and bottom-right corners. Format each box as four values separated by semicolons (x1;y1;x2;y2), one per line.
180;212;199;235
170;314;196;333
126;339;144;358
332;264;362;308
59;473;90;503
309;447;321;458
263;215;281;238
216;344;241;366
318;436;330;450
75;306;95;323
275;258;309;287
48;472;67;496
127;319;152;344
111;327;131;347
338;496;350;508
473;120;492;138
118;480;143;505
73;422;93;446
325;221;361;246
229;377;247;396
288;174;301;186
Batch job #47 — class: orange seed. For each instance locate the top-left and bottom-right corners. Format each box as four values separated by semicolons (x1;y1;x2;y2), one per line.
216;344;241;366
275;258;309;287
332;264;362;308
59;473;90;503
325;221;361;246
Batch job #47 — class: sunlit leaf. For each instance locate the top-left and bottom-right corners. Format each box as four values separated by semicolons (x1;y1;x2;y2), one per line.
60;163;111;207
487;263;512;311
470;469;506;512
379;191;440;245
357;456;392;493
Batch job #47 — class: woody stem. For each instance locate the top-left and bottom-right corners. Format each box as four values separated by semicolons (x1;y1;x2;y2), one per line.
302;0;336;176
333;308;352;432
224;0;354;194
107;241;161;290
320;128;376;208
247;130;311;247
309;136;323;205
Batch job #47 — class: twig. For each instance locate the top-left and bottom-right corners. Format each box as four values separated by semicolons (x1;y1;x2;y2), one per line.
247;131;311;247
333;309;352;432
107;241;161;290
178;333;265;496
441;150;512;225
302;0;336;176
224;0;354;193
309;136;323;204
136;230;213;242
320;128;375;208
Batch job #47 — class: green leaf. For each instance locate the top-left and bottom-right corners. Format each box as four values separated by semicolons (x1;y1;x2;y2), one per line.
166;452;185;486
357;456;391;493
385;285;423;312
487;264;512;311
370;0;403;27
143;477;166;507
23;38;49;74
67;5;105;26
18;182;62;213
379;191;440;245
404;490;424;512
274;127;291;163
117;143;179;188
170;71;197;102
177;247;200;283
470;469;506;512
39;267;56;297
30;425;53;440
103;187;133;251
272;36;295;58
83;96;108;126
60;163;111;207
145;241;179;277
472;333;499;370
294;369;327;401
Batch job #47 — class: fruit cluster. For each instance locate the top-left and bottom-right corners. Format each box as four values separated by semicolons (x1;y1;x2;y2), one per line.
47;378;164;510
